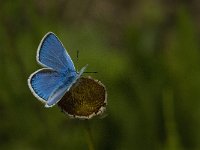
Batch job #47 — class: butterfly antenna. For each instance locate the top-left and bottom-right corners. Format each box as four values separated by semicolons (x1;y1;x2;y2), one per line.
76;50;79;73
84;71;98;73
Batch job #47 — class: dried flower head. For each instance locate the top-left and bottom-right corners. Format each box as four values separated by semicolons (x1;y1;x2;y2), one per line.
58;76;107;119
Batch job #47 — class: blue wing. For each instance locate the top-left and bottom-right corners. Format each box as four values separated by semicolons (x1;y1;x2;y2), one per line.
28;68;65;102
28;66;88;107
37;32;75;73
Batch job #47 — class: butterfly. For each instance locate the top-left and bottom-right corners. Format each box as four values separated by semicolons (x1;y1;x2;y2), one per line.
28;32;88;108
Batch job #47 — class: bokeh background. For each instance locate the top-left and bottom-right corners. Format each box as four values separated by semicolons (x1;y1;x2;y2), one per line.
1;0;200;150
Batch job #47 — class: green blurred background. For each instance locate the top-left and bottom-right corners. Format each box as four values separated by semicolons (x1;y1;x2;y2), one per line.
1;0;200;150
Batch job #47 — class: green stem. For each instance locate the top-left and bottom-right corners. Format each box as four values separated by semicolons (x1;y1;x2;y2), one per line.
162;88;181;150
84;120;95;150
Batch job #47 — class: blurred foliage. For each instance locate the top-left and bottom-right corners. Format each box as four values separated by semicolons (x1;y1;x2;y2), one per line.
0;0;200;150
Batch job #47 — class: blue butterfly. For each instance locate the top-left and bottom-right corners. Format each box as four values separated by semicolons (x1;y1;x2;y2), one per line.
28;32;87;107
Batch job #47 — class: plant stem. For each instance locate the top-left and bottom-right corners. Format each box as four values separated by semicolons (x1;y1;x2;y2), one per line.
84;120;95;150
162;88;181;150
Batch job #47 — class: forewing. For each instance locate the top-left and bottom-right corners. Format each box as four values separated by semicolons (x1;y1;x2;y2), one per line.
28;68;64;102
37;32;75;72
